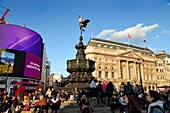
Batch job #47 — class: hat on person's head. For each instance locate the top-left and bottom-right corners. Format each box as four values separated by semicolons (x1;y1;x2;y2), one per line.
82;95;86;97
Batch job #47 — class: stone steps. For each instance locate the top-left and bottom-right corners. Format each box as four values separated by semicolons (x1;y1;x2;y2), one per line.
23;98;147;113
58;98;112;113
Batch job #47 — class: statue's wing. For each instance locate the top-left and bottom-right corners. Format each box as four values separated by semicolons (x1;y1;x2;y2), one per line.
84;19;90;24
83;19;90;27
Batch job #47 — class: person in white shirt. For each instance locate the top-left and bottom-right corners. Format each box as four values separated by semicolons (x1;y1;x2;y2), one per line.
119;93;127;113
90;79;97;99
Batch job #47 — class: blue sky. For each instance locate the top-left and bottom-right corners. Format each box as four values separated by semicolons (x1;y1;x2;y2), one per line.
1;0;170;76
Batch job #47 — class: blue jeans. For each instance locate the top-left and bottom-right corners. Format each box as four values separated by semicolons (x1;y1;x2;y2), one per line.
74;95;78;101
97;92;104;103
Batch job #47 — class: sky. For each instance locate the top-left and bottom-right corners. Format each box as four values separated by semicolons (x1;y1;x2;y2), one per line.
1;0;170;77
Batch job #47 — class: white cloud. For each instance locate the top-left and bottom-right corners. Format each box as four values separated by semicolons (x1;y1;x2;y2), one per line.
96;23;159;41
97;29;115;38
167;3;170;6
154;35;159;39
161;30;170;35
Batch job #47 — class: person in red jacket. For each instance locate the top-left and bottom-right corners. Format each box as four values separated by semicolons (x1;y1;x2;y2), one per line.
32;95;48;113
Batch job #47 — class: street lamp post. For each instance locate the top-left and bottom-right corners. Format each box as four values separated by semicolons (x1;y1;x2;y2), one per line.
45;61;50;90
137;60;143;92
5;62;11;93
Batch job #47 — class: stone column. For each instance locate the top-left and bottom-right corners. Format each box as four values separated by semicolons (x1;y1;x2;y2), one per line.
102;70;105;79
141;62;144;80
126;61;129;79
134;62;137;79
108;71;111;79
118;60;121;78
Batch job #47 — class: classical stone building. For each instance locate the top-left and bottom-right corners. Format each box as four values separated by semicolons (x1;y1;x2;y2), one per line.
85;38;170;91
155;51;170;88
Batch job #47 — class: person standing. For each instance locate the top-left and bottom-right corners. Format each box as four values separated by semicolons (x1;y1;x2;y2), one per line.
106;81;114;107
146;90;165;113
124;82;134;94
90;79;97;99
102;81;107;98
97;81;105;105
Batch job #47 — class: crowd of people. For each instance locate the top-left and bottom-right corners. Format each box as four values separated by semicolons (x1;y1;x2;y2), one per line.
0;80;170;113
89;79;169;113
0;87;69;113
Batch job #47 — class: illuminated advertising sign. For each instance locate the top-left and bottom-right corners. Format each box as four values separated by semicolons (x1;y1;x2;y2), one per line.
0;49;41;80
0;24;43;57
0;50;15;74
0;24;43;80
24;52;41;79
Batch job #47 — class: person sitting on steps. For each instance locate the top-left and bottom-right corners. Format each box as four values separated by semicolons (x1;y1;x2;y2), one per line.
79;95;94;113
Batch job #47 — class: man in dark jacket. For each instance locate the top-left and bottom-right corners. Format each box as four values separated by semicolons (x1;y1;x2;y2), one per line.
97;81;105;105
106;81;114;107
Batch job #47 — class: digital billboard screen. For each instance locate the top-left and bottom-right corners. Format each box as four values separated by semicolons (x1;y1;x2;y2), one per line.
24;52;41;79
0;24;43;57
0;49;41;80
0;50;15;74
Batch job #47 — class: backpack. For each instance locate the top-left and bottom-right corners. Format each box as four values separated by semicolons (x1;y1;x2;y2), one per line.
150;105;165;113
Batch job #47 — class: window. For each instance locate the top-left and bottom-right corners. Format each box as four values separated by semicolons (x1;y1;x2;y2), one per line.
105;71;108;78
112;72;114;79
156;69;158;73
99;71;102;78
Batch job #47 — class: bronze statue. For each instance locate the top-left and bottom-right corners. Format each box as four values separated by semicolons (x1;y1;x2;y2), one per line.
79;15;90;35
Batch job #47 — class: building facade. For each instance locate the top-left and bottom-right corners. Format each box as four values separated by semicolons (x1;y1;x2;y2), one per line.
85;38;170;91
155;51;170;88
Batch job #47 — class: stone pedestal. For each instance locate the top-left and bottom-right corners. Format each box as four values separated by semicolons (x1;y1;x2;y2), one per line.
64;17;95;96
64;83;90;95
